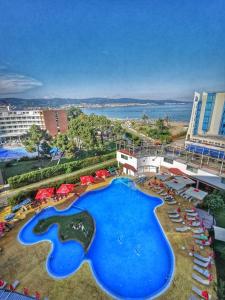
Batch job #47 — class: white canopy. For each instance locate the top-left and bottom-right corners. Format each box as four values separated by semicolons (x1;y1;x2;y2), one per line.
156;173;171;182
174;176;196;185
184;187;208;201
165;179;187;191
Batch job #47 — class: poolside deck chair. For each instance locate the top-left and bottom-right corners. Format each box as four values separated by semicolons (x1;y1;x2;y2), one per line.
193;253;211;263
171;218;183;223
169;214;180;219
185;209;196;213
190;222;200;227
176;226;190;232
195;239;211;246
192;286;211;300
193;265;210;279
193;259;209;268
192;228;204;234
167;201;177;205
192;234;208;241
187;212;198;217
12;280;20;290
192;273;210;286
187;217;197;221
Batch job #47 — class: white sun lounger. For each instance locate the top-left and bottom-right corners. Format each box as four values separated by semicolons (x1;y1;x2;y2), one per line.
193;258;210;268
191;222;200;227
167;201;177;205
188;295;199;300
169;214;180;219
12;280;20;290
185;209;196;213
192;286;211;300
187;217;197;221
192;228;204;234
167;209;178;214
192;273;210;286
195;239;210;246
194;253;211;263
176;226;190;232
187;212;198;217
171;218;183;223
193;265;210;278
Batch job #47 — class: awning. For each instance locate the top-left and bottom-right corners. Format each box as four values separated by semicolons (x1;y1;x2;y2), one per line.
35;188;55;200
156;173;171;181
80;176;95;185
95;169;110;178
165;179;186;191
56;184;75;195
123;163;137;172
168;168;185;176
184;187;208;201
174;176;195;185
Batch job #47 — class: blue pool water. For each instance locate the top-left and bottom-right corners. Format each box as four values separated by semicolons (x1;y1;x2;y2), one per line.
18;178;175;299
0;147;37;160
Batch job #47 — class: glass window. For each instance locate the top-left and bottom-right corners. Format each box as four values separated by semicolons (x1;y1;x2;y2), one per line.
121;154;128;160
219;102;225;136
186;164;198;173
163;157;173;164
193;99;202;135
202;93;216;133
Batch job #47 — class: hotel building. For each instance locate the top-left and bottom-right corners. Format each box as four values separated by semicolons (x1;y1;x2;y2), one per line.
186;91;225;150
0;106;68;143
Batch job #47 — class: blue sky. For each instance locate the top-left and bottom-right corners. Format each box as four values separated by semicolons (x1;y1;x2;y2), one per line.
0;0;225;100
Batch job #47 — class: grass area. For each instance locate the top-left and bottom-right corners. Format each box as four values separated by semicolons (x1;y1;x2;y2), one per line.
33;211;95;252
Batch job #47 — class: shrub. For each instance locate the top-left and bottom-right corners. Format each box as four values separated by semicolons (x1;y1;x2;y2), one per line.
8;152;116;189
7;160;118;206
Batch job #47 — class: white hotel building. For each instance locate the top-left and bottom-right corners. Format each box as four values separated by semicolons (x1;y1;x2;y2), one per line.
186;91;225;150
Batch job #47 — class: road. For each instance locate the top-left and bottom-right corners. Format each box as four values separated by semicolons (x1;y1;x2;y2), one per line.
0;158;116;205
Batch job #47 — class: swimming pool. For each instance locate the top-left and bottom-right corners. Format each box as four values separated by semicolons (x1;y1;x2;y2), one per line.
18;178;175;299
0;147;37;160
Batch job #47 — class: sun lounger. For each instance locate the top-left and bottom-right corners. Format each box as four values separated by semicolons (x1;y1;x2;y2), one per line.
193;265;210;278
194;253;211;263
192;273;210;286
191;222;200;227
193;259;210;268
12;280;20;290
193;234;208;240
195;239;211;246
168;213;180;219
171;218;183;223
192;228;204;234
185;209;196;213
187;212;198;217
167;201;177;205
187;217;197;221
176;226;190;232
192;286;211;300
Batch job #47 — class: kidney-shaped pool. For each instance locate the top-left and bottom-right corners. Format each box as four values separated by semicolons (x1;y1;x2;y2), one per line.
18;177;175;299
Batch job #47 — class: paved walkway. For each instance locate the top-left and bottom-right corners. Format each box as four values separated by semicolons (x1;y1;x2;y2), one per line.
0;159;116;205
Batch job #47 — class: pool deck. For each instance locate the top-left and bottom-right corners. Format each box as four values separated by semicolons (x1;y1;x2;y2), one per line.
0;176;217;299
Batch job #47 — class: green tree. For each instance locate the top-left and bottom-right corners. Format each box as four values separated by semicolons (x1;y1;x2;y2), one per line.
22;124;49;158
205;193;225;224
53;133;76;157
40;141;51;156
67;106;83;120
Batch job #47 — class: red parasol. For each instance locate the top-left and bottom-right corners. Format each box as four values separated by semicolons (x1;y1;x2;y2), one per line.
56;184;75;195
35;188;55;200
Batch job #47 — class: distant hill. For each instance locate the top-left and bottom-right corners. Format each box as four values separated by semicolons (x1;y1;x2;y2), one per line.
0;97;190;109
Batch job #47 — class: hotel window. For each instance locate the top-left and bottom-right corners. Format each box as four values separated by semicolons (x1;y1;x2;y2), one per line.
186;164;198;173
193;99;202;135
219;102;225;136
163;157;173;164
202;93;216;133
121;154;128;160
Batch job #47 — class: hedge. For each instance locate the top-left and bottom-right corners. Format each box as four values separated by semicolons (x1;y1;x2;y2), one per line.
7;160;118;206
8;152;115;189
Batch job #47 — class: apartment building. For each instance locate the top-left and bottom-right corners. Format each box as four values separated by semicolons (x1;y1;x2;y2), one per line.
0;106;68;143
186;91;225;150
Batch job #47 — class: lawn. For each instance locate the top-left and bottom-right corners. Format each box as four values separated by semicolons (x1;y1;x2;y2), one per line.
33;211;95;252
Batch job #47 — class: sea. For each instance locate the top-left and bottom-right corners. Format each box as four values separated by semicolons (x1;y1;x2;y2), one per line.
82;102;192;122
